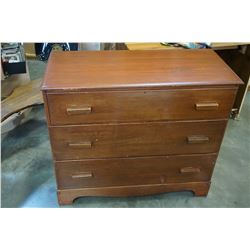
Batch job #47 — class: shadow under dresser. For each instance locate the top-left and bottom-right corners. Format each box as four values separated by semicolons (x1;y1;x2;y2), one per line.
41;50;242;205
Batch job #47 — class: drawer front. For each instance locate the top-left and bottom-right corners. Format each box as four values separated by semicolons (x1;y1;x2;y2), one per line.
50;121;226;160
46;88;237;125
55;154;217;189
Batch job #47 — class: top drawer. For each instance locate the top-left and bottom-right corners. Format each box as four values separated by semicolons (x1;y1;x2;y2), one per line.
46;88;237;125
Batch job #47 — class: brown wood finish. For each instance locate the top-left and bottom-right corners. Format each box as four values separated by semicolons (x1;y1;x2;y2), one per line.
57;182;211;205
2;78;43;122
42;50;242;91
55;154;217;189
124;42;249;51
50;121;226;160
41;50;243;205
46;88;237;125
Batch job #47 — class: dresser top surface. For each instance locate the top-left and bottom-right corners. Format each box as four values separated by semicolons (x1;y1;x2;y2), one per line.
42;50;242;90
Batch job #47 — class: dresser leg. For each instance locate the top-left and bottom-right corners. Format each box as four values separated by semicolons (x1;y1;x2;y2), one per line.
192;182;210;197
57;190;76;205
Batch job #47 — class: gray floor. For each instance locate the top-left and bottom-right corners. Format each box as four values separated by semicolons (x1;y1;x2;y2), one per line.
1;60;250;208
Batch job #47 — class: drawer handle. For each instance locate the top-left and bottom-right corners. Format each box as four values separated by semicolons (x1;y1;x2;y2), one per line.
67;106;92;115
195;102;219;111
71;172;93;179
180;167;201;173
68;142;92;148
187;135;209;144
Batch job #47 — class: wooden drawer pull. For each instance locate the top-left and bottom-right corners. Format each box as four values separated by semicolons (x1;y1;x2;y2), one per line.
67;106;92;115
187;135;209;144
72;172;93;179
195;102;219;111
180;167;201;173
68;142;92;148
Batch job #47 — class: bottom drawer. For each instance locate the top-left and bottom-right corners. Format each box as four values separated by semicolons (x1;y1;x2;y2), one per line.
55;154;217;189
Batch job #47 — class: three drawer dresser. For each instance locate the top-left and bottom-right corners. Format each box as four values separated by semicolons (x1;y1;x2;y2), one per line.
42;50;242;205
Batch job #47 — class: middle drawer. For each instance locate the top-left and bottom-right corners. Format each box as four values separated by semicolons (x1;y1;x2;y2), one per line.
50;121;226;160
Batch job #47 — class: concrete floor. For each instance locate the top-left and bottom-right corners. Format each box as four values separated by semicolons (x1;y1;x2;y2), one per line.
1;59;250;208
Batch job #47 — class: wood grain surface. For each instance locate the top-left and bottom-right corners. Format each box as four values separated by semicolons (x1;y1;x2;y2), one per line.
55;154;217;189
49;120;227;160
2;78;43;121
46;88;237;125
57;181;211;205
42;50;242;91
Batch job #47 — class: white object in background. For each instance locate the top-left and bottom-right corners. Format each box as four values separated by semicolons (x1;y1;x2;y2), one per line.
78;43;104;50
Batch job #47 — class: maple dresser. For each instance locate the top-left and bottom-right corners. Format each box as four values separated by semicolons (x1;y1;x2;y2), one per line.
42;50;242;205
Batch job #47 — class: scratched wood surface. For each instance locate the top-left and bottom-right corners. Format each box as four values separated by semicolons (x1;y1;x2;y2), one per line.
1;78;43;122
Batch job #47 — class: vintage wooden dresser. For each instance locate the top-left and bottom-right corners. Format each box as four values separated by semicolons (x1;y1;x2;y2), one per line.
42;50;242;205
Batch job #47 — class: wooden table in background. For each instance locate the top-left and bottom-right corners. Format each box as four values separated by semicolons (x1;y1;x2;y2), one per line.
125;43;181;50
125;42;248;50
